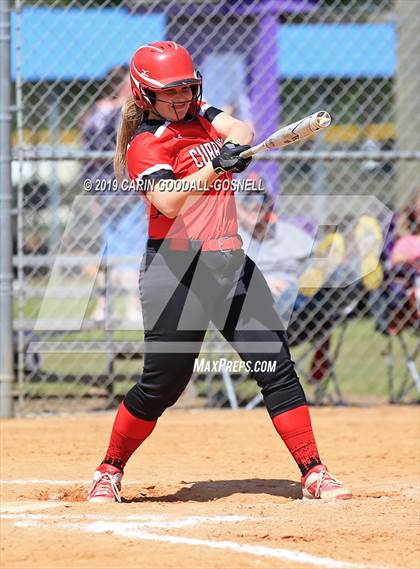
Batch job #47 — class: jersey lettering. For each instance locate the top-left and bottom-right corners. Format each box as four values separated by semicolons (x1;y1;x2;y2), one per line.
189;139;224;169
128;114;237;241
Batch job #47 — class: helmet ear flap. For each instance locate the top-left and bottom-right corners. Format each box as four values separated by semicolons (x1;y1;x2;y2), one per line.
188;71;203;116
193;70;203;100
141;87;155;107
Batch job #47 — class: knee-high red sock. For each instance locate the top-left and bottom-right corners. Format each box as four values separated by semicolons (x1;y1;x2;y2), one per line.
102;402;156;471
272;405;322;476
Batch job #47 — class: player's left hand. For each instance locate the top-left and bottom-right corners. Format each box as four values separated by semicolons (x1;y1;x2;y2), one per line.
212;141;252;175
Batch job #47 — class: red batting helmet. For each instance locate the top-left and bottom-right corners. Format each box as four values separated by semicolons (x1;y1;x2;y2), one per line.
130;41;202;112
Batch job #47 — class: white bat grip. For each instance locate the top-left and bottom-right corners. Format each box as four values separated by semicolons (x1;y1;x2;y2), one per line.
239;146;259;159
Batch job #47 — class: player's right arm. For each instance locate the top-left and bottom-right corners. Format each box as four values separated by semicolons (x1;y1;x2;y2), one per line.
128;133;251;219
152;162;219;218
129;137;219;218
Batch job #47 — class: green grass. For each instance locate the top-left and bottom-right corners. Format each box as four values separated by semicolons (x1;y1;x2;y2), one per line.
292;319;418;399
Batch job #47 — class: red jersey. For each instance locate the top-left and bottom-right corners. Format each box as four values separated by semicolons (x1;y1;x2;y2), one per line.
127;102;238;240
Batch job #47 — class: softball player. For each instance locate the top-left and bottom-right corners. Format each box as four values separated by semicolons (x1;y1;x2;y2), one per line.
88;41;352;503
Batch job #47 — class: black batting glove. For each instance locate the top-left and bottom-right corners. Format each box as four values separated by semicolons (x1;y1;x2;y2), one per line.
212;141;252;175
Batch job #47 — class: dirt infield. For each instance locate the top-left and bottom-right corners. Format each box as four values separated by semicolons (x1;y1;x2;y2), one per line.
1;407;419;569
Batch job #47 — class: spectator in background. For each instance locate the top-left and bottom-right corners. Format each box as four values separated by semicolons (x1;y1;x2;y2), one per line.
81;66;148;325
389;193;419;328
236;176;314;326
363;194;419;335
236;177;358;338
371;195;420;401
392;193;420;272
82;65;131;180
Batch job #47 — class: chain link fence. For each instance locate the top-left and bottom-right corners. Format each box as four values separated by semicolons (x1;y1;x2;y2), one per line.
6;0;419;415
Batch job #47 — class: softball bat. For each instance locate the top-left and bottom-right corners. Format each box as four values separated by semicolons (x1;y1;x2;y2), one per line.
239;110;332;159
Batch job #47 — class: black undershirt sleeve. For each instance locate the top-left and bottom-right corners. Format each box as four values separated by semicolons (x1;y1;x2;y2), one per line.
141;169;177;182
139;169;177;195
203;106;223;123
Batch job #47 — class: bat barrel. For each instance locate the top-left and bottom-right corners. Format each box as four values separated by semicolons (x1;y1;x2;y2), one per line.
238;110;332;160
311;110;332;130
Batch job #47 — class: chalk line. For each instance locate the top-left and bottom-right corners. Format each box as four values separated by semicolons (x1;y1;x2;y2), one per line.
5;513;392;569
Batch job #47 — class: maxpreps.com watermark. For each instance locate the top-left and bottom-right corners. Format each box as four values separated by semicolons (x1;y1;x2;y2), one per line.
83;177;264;193
193;358;276;374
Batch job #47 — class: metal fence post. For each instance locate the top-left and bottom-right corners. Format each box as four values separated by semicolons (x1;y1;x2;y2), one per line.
395;0;420;207
0;0;14;418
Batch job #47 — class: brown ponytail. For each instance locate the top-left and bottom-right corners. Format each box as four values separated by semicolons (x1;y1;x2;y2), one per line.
114;96;144;181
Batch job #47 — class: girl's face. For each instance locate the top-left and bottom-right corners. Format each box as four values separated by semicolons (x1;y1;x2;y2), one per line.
149;85;193;121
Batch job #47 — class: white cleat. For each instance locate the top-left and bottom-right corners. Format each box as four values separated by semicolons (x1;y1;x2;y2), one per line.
88;464;123;503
